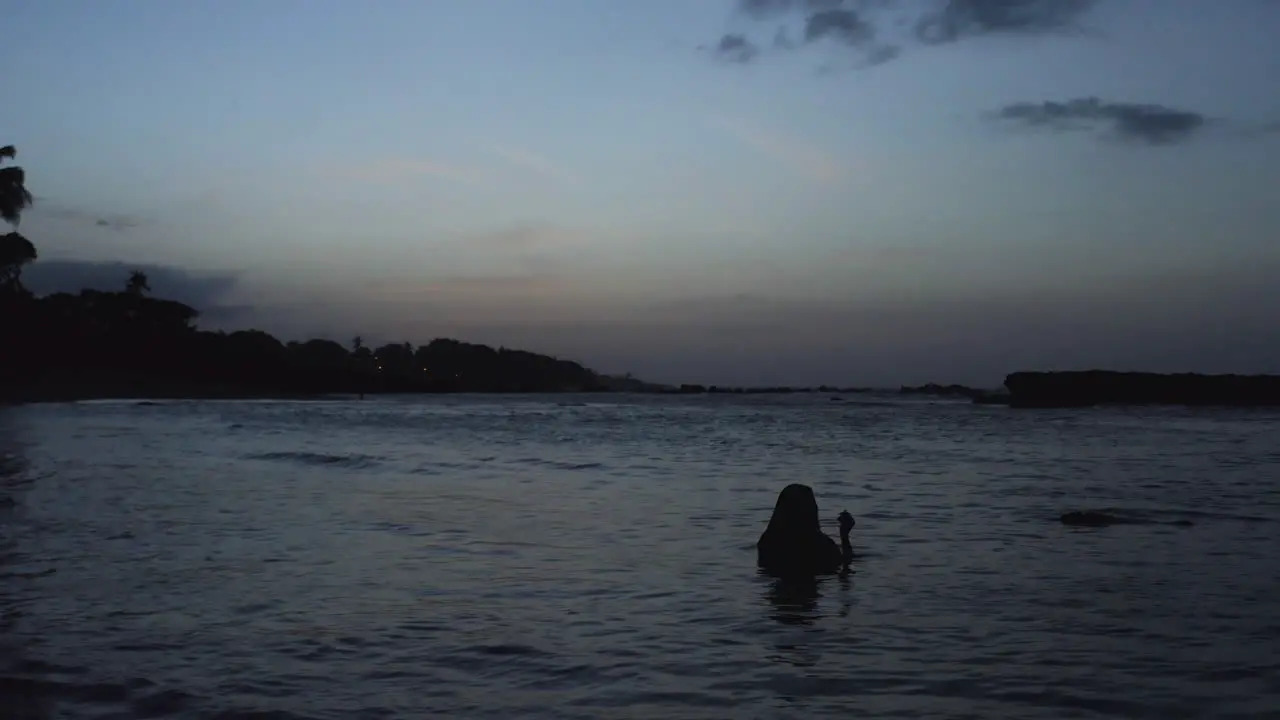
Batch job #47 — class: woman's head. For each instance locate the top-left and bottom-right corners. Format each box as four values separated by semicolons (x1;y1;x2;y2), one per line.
766;483;821;535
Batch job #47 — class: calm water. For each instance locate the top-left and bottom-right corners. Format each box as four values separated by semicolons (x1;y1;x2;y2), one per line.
2;394;1279;719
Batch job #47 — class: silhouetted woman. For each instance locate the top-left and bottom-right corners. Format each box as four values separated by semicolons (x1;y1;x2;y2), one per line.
757;483;855;578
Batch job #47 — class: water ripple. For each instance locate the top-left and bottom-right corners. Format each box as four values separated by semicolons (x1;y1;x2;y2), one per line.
1;396;1278;718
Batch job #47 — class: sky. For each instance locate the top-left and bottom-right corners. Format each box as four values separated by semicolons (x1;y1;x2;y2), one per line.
5;0;1280;387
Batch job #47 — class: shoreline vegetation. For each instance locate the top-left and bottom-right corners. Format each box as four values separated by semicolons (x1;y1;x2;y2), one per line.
10;329;1265;411
3;147;1277;409
1002;370;1280;409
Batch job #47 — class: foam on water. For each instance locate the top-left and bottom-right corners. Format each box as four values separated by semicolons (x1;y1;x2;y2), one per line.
1;395;1278;719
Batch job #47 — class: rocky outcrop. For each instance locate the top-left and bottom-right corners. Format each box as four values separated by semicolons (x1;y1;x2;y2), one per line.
1005;371;1280;408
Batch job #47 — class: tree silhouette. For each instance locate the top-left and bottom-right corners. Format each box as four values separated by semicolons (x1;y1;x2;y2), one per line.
0;232;37;292
125;270;150;296
0;145;33;227
0;146;35;294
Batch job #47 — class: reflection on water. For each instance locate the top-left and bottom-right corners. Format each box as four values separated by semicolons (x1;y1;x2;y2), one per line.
1;411;44;720
762;567;856;627
0;413;29;499
0;395;1278;719
765;573;822;626
761;570;857;673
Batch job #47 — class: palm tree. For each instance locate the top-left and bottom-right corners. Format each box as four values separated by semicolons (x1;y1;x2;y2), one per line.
0;146;33;227
125;270;150;296
349;336;370;398
0;146;35;293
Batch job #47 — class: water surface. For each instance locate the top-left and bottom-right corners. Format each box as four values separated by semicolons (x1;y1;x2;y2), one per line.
2;395;1278;719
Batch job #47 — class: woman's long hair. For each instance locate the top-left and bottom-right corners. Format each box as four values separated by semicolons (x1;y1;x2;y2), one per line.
763;483;822;538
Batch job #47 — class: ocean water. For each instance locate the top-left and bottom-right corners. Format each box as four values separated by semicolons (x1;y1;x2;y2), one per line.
1;394;1278;719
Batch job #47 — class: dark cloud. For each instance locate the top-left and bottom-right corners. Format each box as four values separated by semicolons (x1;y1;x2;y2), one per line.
994;97;1208;145
21;259;249;322
916;0;1097;44
804;9;874;45
712;33;760;63
716;1;882;67
711;0;1101;68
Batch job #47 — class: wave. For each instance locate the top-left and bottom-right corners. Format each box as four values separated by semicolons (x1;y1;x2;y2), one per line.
0;668;319;720
245;451;381;469
507;457;605;471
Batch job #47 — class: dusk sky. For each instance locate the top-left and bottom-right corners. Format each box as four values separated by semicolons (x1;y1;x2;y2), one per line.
6;0;1280;386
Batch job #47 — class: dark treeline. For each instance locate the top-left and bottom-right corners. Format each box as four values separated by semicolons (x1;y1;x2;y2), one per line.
0;145;605;401
0;289;607;400
1004;370;1280;408
898;382;986;399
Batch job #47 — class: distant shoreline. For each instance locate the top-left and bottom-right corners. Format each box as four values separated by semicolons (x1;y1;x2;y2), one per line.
3;384;868;405
0;378;913;405
7;371;1280;409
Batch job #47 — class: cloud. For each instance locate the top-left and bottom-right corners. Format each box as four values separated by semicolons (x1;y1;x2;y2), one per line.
708;0;1101;68
916;0;1098;44
481;145;580;186
711;33;760;63
804;8;875;45
21;259;248;321
992;97;1209;145
719;117;843;182
704;2;885;67
30;199;146;231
